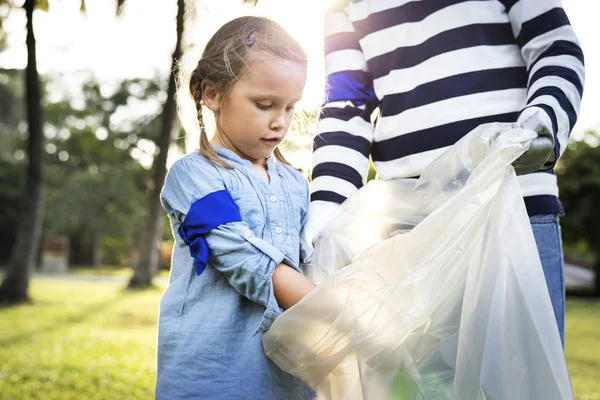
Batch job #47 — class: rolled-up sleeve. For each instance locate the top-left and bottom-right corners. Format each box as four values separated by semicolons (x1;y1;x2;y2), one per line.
205;222;288;333
160;155;287;333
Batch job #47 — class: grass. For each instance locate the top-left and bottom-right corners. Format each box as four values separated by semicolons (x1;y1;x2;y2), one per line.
0;280;598;399
565;300;600;400
0;280;163;399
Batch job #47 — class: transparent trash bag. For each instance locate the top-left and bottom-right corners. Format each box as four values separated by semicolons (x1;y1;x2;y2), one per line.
263;123;573;400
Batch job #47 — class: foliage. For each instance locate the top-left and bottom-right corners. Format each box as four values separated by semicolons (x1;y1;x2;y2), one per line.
0;69;24;144
0;0;14;51
42;76;165;266
45;164;147;252
0;73;167;266
0;69;26;261
557;132;600;266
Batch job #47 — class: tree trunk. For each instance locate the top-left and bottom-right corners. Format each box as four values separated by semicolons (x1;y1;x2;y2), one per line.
594;261;600;297
92;232;102;269
128;0;184;289
0;0;45;303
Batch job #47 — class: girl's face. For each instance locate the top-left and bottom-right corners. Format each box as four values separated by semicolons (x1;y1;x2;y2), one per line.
209;52;307;167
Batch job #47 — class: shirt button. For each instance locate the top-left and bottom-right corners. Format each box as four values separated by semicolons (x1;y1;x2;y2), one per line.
269;195;277;202
275;227;283;234
243;229;253;238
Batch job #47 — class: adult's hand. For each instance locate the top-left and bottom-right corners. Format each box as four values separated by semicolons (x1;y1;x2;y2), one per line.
512;107;555;175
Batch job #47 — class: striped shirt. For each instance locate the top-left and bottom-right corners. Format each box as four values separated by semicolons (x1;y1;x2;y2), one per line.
310;0;585;221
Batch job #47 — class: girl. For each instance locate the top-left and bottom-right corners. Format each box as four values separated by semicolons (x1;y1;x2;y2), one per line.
155;16;316;400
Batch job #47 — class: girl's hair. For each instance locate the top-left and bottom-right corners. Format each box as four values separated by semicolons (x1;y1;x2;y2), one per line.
188;16;307;169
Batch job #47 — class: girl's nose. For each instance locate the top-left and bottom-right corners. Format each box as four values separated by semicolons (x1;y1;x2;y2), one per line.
270;112;286;131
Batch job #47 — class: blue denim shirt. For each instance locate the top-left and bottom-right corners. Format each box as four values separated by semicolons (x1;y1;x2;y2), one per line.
156;147;314;400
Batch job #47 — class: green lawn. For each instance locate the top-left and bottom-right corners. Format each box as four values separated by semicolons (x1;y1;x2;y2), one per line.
565;300;600;400
0;280;162;399
0;280;598;399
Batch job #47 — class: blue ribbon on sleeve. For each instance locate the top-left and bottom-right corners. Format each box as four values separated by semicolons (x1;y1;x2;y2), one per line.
177;190;242;275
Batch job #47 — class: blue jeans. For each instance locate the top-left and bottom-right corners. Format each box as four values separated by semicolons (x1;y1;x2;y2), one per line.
530;214;565;345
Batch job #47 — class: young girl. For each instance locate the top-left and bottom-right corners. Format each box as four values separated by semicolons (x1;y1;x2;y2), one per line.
155;16;316;400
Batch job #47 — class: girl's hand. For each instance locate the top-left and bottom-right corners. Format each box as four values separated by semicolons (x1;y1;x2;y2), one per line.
272;264;316;310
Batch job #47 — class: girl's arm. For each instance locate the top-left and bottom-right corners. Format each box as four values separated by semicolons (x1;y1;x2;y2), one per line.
162;156;316;331
272;264;316;310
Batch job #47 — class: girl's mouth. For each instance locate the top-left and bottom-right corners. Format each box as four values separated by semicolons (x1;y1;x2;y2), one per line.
261;137;282;145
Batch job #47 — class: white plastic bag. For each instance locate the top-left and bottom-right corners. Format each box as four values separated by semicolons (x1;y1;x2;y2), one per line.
263;123;573;400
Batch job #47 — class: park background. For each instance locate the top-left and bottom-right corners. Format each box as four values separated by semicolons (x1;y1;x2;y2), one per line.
0;0;598;398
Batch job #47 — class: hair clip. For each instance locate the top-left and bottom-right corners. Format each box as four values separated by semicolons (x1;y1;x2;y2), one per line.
244;30;259;46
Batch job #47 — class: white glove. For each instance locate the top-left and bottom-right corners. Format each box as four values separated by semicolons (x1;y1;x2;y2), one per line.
513;107;556;175
303;201;341;247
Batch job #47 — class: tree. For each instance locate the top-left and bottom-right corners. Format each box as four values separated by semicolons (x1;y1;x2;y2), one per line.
0;0;10;51
0;0;45;303
128;0;185;288
42;77;163;268
46;165;147;267
557;131;600;295
0;0;126;303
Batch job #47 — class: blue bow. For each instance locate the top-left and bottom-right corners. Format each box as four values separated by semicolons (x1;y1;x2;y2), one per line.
178;190;242;275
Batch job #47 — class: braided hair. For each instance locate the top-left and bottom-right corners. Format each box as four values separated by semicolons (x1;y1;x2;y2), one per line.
186;16;307;169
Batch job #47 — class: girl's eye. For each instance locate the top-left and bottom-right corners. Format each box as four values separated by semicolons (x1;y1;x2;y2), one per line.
257;103;272;110
286;105;295;112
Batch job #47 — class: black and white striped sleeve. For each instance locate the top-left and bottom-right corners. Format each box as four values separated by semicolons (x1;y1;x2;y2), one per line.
305;9;379;244
311;10;378;206
505;0;585;161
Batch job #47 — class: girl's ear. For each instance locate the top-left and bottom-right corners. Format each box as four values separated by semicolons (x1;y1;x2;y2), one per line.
201;80;220;111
